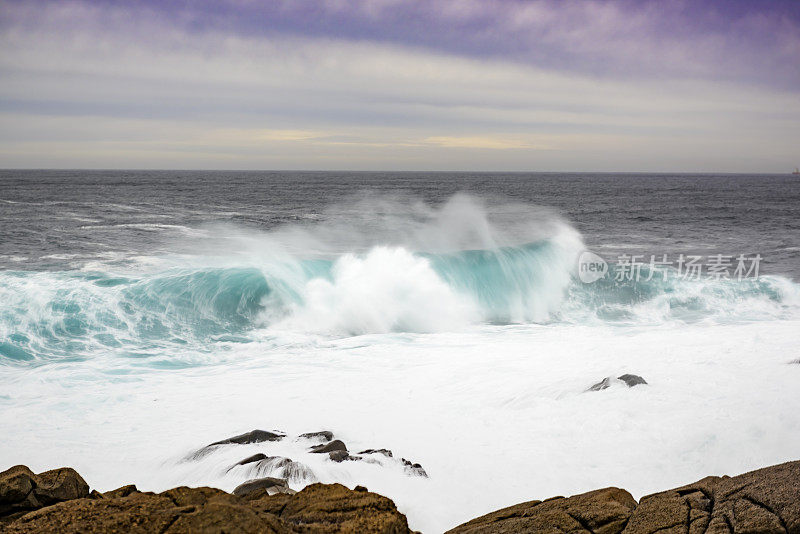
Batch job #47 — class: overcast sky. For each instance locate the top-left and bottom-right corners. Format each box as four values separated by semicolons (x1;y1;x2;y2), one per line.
1;0;799;171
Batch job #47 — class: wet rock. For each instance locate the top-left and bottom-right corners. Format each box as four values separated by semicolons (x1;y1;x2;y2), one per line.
328;450;350;463
298;431;333;442
588;375;647;391
618;374;647;387
447;486;637;534
623;459;800;534
209;429;285;446
588;377;613;391
359;448;394;458
309;439;347;454
232;477;295;497
401;458;428;478
232;453;268;468
252;457;316;483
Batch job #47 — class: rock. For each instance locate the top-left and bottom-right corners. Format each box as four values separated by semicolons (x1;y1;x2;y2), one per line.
208;429;285;446
103;484;139;499
32;468;90;506
309;439;347;454
0;465;89;516
298;431;333;442
359;448;394;458
618;374;647;387
1;480;413;533
0;466;37;512
251;457;316;483
588;375;647;391
232;453;268;468
268;483;412;533
448;486;636;534
623;459;800;534
354;485;368;492
401;459;428;478
233;477;295;497
449;460;800;534
588;377;613;391
328;451;350;462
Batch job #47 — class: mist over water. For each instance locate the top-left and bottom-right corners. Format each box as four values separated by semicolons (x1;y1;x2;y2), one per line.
1;171;800;532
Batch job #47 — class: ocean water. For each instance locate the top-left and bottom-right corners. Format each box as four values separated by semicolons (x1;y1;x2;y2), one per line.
1;170;800;532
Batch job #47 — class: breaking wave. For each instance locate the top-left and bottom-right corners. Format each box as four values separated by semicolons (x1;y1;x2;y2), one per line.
1;194;799;364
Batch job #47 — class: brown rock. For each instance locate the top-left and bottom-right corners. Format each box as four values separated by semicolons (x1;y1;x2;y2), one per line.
272;483;413;533
447;487;637;534
233;477;295;497
32;467;89;506
0;466;38;514
103;484;140;499
0;465;88;516
1;481;412;533
623;459;800;534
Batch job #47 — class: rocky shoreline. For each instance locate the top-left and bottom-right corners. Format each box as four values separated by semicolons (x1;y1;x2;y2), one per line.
2;459;798;533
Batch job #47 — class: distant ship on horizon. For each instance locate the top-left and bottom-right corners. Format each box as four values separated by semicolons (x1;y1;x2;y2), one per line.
794;167;800;175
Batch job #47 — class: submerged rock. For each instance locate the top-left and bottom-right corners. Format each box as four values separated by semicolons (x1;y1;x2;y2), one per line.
309;439;347;454
208;429;285;446
401;459;428;478
229;453;268;470
298;431;334;442
251;456;316;483
328;450;351;463
588;377;613;391
618;374;647;387
359;448;394;458
588;374;647;391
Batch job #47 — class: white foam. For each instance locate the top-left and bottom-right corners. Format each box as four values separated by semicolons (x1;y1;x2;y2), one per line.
2;320;799;533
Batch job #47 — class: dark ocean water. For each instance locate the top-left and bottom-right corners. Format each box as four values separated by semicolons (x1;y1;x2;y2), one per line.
2;170;799;277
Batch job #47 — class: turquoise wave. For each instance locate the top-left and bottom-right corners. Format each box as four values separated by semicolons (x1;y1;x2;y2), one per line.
0;242;797;364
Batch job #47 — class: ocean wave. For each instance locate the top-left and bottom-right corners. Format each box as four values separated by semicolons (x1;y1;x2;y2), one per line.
1;241;798;364
2;193;798;364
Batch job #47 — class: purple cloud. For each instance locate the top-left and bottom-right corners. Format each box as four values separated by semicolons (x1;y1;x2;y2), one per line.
4;0;797;89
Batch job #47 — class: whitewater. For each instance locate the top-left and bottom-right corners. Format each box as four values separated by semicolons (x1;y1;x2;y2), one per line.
2;172;800;533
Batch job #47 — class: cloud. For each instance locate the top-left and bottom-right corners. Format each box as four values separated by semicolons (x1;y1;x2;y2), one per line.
0;0;798;170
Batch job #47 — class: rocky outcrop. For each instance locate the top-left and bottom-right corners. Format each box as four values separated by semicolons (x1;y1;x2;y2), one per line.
447;487;637;534
201;430;429;477
5;460;797;533
448;460;800;534
0;465;89;518
623;460;800;534
0;467;412;534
